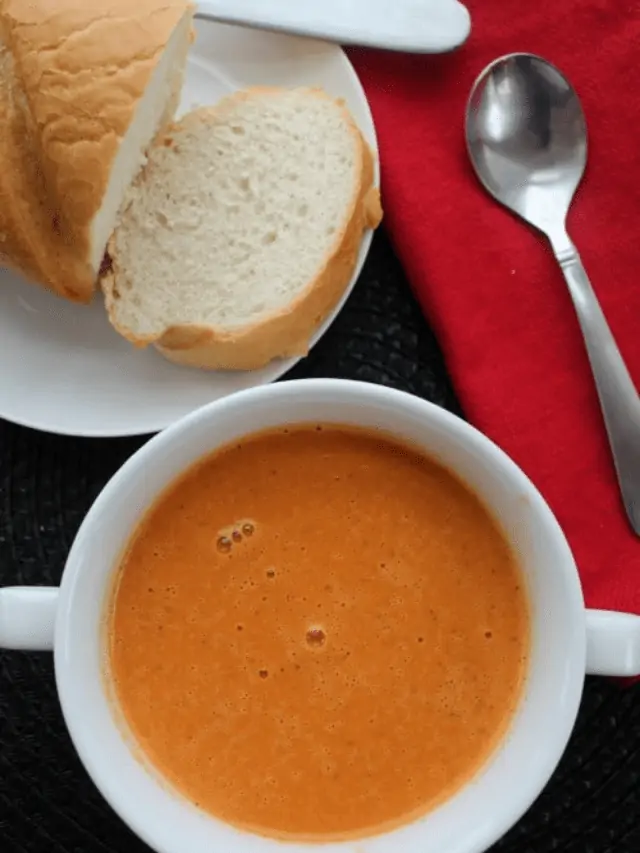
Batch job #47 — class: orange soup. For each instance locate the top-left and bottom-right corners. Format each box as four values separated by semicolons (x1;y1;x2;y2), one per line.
108;425;529;841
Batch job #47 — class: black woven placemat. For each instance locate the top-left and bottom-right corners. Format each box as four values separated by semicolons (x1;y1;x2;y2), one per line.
1;230;639;853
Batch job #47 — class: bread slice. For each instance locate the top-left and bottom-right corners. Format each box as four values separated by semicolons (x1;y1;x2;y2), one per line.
0;0;194;301
102;87;382;370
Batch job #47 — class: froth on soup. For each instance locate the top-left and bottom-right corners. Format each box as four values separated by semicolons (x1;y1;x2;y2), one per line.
107;424;529;841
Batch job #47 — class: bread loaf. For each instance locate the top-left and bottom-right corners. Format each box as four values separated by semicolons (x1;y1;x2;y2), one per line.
102;87;382;370
0;0;194;301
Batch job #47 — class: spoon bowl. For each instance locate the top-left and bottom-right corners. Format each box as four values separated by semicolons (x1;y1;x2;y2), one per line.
466;54;587;235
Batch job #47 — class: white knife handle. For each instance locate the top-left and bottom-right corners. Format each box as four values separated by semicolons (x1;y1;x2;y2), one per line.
195;0;471;54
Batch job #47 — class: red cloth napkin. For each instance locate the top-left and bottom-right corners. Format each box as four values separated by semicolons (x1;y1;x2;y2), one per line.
349;0;640;617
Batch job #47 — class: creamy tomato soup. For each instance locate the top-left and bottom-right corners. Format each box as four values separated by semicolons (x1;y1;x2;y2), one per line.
108;425;529;841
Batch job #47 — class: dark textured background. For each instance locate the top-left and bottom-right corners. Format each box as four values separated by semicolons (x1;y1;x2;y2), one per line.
1;231;639;852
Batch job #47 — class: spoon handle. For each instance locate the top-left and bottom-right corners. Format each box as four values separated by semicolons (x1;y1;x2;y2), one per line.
194;0;471;54
556;243;640;535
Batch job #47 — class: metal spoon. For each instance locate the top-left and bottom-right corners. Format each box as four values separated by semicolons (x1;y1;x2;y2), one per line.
195;0;471;54
465;53;640;535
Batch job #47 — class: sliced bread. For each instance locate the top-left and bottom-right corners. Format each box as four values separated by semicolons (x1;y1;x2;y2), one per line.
0;0;194;301
102;86;382;369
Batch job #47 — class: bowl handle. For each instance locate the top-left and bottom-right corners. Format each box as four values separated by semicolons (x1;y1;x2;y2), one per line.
0;586;58;651
585;609;640;677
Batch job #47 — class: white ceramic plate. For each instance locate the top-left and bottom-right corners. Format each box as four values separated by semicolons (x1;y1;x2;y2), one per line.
0;22;378;438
